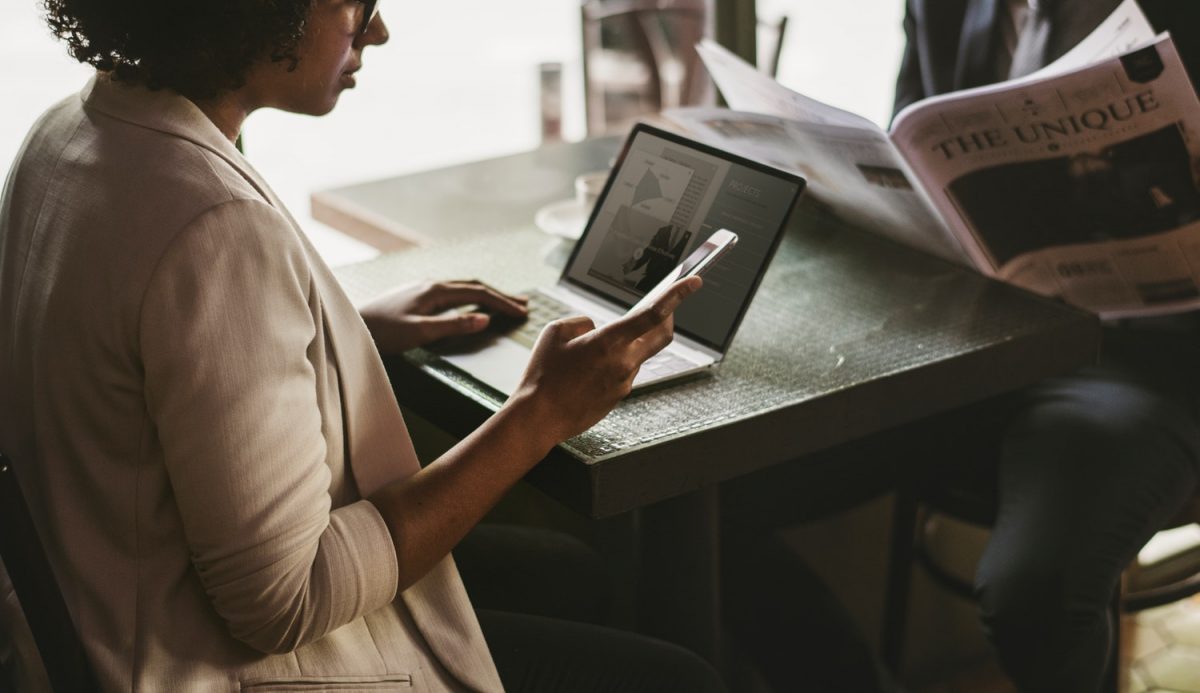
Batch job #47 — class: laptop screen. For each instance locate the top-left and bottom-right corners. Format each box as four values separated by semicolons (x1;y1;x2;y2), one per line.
561;125;806;352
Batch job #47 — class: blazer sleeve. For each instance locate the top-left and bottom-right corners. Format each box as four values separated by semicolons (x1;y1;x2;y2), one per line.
139;198;400;654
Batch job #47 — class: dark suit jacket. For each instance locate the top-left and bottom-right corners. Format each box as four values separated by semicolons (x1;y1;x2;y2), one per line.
893;0;1200;116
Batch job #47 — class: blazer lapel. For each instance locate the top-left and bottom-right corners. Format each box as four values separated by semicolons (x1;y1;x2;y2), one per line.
955;0;1001;90
273;204;422;498
208;165;505;693
268;173;504;693
403;560;505;692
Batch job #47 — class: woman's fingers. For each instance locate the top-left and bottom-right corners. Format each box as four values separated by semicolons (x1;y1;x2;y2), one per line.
411;312;492;343
513;276;705;440
542;315;596;344
607;276;701;345
430;281;528;317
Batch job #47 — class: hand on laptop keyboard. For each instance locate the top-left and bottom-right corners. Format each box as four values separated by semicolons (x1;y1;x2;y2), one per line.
359;279;529;354
509;276;702;443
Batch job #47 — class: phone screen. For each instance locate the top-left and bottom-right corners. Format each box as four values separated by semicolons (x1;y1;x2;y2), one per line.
630;230;737;314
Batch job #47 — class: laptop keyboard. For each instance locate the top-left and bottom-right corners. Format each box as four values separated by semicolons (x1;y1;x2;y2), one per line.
633;350;699;385
508;293;579;348
509;292;702;384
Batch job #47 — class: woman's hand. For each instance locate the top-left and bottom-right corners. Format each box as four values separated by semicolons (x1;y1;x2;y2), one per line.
359;280;528;354
365;275;701;591
508;276;703;447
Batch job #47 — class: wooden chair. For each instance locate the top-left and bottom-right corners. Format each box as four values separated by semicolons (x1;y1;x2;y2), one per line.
0;453;98;691
580;0;713;136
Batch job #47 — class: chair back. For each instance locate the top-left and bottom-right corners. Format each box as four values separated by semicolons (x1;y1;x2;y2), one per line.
581;0;713;135
0;454;98;691
757;14;788;78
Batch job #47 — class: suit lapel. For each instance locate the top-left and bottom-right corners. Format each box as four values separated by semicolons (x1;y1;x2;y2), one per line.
955;0;1001;90
1045;0;1123;63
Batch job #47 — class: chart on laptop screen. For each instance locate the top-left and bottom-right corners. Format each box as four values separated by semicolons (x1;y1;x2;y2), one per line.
565;128;804;351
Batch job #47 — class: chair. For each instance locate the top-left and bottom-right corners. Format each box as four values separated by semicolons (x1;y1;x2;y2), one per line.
0;453;98;691
580;0;714;136
1123;495;1200;611
756;14;788;79
879;413;1200;691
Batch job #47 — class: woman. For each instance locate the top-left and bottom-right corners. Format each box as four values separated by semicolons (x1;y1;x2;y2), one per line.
0;0;720;690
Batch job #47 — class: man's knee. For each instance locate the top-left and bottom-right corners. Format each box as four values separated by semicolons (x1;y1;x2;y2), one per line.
1007;377;1200;478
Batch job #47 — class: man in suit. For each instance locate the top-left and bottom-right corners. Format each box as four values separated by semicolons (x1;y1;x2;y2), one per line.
895;1;1200;690
895;0;1200;114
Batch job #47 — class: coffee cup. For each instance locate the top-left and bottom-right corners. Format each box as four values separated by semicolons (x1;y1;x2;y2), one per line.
574;171;609;211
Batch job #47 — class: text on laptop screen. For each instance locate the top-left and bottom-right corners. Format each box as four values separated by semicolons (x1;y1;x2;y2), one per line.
563;129;804;351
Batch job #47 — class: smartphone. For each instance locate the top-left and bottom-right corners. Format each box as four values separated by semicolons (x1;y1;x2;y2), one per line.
629;229;738;314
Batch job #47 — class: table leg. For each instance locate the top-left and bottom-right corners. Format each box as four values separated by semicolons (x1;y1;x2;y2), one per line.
636;486;723;668
881;489;918;673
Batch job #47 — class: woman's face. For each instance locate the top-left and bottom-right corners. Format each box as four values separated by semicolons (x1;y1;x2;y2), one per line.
254;0;389;116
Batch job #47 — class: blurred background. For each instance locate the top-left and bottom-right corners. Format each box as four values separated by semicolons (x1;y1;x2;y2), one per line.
0;0;905;267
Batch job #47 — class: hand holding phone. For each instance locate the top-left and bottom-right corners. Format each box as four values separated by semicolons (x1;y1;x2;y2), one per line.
629;229;738;314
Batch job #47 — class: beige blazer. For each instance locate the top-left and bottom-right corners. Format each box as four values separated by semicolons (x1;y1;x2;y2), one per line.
0;74;502;692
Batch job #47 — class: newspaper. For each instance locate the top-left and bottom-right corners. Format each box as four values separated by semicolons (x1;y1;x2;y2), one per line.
667;0;1200;318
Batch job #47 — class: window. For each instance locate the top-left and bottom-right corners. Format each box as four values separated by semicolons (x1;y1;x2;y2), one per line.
2;1;903;266
757;0;904;127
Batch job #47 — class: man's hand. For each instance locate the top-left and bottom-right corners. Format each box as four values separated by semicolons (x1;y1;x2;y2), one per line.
359;280;527;354
509;275;703;447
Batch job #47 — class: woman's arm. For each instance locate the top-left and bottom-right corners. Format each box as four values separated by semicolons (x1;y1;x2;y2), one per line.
142;196;697;648
142;199;400;653
368;281;699;590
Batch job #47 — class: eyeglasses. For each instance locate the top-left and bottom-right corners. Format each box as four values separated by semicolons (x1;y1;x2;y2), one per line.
356;0;380;35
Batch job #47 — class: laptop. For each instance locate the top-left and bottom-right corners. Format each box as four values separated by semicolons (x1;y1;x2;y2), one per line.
434;123;806;396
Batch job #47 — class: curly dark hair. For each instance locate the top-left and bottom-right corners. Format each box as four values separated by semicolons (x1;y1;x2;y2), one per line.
43;0;315;101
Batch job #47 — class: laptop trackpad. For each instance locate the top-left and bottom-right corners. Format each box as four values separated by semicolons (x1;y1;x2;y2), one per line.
439;337;530;397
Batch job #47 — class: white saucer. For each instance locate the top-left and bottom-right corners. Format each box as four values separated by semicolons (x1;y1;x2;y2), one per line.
534;198;591;240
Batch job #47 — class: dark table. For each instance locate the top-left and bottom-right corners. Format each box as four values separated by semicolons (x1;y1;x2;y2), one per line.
325;136;1100;666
